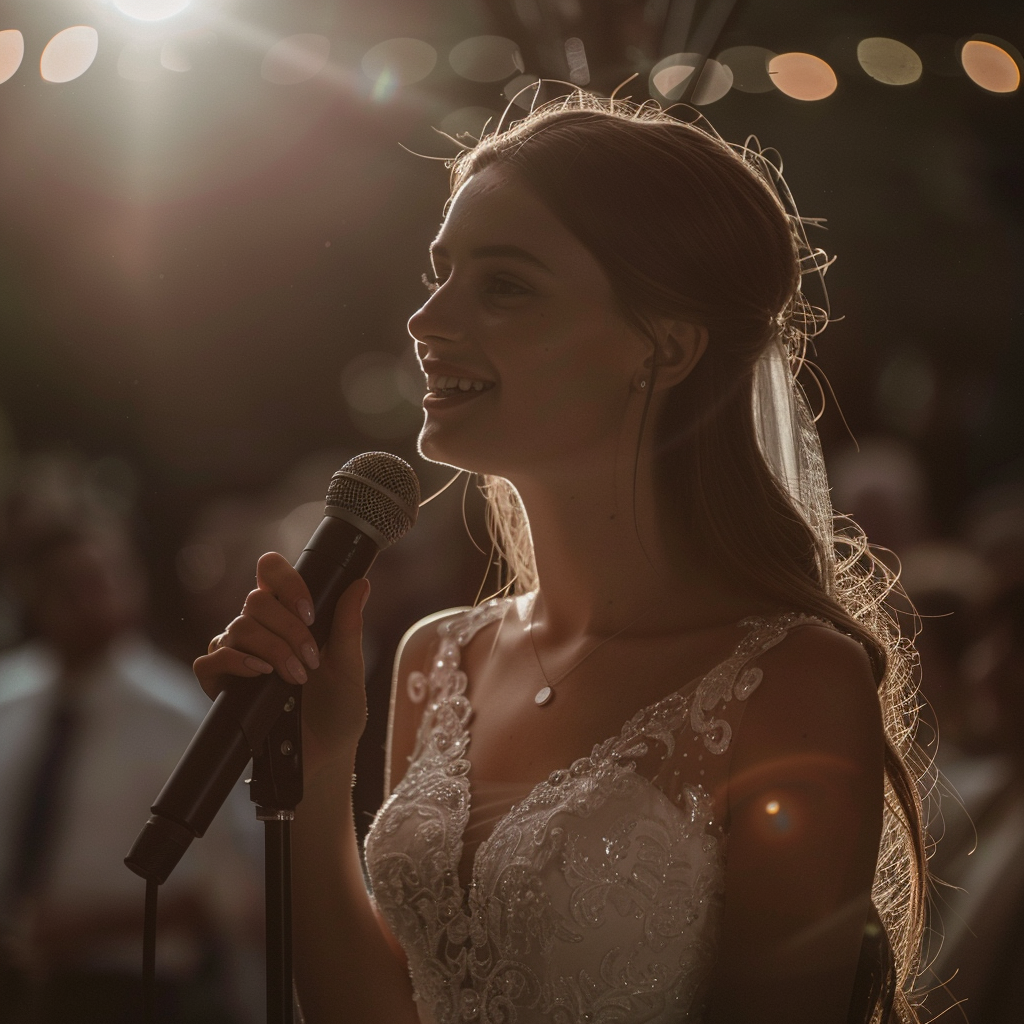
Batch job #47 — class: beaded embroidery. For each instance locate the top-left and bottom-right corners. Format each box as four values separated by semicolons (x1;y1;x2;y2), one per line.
365;602;821;1024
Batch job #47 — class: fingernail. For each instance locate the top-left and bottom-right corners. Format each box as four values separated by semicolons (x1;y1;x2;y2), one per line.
297;599;314;625
301;642;320;670
286;656;307;684
359;581;370;611
244;656;274;674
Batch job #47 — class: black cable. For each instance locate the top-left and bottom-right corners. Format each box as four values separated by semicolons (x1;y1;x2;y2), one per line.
143;878;158;1024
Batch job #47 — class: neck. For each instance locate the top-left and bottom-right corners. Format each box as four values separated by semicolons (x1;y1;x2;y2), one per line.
506;443;753;645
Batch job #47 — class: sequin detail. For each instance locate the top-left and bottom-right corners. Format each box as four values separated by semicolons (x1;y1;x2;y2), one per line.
365;603;821;1024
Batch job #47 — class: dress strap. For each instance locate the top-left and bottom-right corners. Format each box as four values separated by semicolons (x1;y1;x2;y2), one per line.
404;598;510;707
598;612;831;766
689;612;828;755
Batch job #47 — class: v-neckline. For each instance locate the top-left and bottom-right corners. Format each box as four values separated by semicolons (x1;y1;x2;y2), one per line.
445;601;778;897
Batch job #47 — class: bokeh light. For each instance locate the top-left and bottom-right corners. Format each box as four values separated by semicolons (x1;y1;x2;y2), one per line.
340;351;423;440
650;54;732;105
565;37;590;86
650;52;700;101
439;106;496;142
0;29;24;86
856;37;922;86
113;0;190;22
277;502;325;562
691;59;733;105
40;26;99;84
768;52;838;101
717;45;776;93
176;541;226;593
361;38;436;100
960;39;1020;94
449;36;523;82
160;39;191;73
118;42;161;82
503;73;540;109
261;34;330;86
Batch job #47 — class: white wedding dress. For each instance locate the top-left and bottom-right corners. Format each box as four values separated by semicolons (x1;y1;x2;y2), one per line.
365;598;820;1024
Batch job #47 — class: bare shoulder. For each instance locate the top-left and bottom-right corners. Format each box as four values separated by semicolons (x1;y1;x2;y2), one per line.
706;620;886;1021
384;607;472;799
748;620;880;737
728;620;884;807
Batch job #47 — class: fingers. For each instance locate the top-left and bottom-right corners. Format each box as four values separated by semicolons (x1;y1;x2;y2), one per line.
195;551;370;708
257;551;315;626
237;586;320;682
194;646;275;700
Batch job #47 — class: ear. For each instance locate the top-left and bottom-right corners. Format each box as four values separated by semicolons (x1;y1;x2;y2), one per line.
641;320;708;392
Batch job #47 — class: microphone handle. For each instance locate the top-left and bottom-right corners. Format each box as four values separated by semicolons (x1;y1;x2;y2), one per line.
125;517;378;883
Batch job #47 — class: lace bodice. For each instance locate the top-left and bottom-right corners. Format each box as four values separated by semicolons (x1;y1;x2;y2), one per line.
364;601;817;1024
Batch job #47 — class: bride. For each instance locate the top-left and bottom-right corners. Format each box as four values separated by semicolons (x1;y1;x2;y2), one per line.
196;93;929;1023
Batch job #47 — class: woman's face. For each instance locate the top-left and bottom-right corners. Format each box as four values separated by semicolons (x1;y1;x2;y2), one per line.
408;165;649;482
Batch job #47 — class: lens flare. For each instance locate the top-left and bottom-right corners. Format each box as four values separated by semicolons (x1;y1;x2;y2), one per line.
40;26;99;84
449;36;523;82
261;34;330;86
114;0;190;22
650;52;699;101
361;38;437;95
768;52;838;101
0;29;25;86
960;39;1020;94
857;37;922;86
691;59;733;105
717;45;777;93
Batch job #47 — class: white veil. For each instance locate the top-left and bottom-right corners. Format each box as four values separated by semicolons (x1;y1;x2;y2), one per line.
741;136;840;596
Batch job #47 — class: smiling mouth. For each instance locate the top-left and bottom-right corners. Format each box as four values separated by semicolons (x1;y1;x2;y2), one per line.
425;374;496;397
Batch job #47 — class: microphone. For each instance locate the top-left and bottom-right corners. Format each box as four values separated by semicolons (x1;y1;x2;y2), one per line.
125;452;420;884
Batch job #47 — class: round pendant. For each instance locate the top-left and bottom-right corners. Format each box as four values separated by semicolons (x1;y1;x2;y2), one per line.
534;686;553;706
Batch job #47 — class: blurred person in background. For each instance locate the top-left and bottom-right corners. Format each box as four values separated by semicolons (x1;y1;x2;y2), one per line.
925;580;1024;1023
898;542;1000;873
829;437;932;560
0;456;263;1024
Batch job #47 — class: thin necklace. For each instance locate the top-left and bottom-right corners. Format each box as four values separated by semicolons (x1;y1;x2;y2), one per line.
527;594;650;707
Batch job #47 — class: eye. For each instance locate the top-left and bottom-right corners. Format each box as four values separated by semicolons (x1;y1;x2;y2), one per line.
421;272;440;294
485;276;529;297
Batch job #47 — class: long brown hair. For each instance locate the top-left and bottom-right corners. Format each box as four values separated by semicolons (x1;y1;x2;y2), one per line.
445;92;929;1023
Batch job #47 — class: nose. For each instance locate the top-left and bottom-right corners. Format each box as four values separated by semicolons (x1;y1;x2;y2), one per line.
407;284;459;351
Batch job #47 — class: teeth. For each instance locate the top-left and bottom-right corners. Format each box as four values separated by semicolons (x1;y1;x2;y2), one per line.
427;374;492;394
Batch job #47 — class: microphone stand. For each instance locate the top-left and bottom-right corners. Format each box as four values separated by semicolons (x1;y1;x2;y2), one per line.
248;687;304;1024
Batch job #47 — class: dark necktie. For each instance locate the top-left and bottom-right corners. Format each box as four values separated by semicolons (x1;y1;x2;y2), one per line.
5;686;83;911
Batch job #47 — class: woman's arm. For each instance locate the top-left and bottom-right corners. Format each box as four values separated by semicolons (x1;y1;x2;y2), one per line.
193;553;420;1024
704;624;885;1024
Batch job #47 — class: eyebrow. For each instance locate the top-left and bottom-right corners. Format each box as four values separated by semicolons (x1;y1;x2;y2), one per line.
429;243;553;273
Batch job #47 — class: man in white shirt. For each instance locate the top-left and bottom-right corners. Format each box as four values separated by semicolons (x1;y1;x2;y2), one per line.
0;477;264;1023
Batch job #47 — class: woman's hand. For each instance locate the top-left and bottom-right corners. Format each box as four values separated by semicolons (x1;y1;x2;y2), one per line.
193;551;371;777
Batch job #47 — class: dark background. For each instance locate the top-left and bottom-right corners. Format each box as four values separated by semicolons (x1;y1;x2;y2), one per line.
0;0;1021;823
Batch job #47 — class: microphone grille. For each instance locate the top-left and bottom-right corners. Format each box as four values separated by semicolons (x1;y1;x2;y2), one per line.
326;452;420;547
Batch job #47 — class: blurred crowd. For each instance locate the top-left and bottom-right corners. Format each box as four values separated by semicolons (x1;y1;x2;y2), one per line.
0;435;1022;1022
829;437;1024;1023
